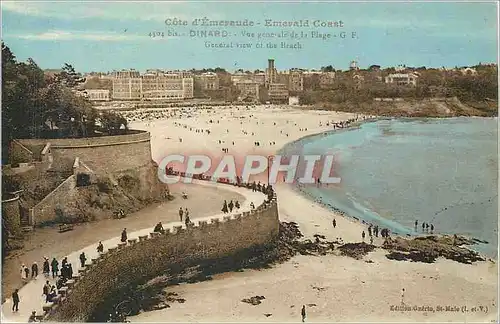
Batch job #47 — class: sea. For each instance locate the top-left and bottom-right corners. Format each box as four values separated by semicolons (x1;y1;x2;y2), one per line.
282;117;498;258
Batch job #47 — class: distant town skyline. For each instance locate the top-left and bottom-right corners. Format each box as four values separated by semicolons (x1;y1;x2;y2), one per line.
2;1;498;72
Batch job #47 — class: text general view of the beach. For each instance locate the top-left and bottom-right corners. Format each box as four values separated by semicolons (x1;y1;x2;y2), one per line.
0;1;498;323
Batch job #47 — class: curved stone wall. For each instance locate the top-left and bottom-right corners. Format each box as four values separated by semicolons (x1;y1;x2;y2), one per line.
43;181;279;322
15;131;151;173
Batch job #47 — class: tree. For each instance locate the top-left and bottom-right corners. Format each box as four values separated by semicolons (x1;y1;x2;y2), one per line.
321;65;335;72
1;42;130;163
99;111;128;135
56;63;82;88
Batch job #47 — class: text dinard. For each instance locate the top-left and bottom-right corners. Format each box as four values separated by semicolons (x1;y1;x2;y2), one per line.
165;18;344;28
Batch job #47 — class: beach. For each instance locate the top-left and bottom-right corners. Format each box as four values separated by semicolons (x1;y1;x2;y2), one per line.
124;105;498;322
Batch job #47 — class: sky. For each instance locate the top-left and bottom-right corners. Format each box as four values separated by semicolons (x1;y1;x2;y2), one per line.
1;1;498;72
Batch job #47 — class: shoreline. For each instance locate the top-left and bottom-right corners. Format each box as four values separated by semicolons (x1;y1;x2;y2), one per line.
126;105;495;322
278;116;496;261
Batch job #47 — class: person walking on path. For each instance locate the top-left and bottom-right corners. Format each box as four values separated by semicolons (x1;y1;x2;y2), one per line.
42;258;50;278
31;262;38;279
20;264;27;282
79;252;87;268
301;305;306;322
97;241;104;253
178;207;184;222
222;200;228;214
43;281;50;302
121;228;127;243
11;289;20;312
332;219;336;228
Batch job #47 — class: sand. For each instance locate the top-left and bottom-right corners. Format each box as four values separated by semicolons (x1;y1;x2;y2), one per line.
125;105;498;322
2;105;496;322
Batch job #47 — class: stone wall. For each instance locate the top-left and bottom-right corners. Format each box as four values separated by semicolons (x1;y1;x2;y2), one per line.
45;185;279;322
9;140;34;164
2;195;22;235
15;131;151;174
32;175;78;225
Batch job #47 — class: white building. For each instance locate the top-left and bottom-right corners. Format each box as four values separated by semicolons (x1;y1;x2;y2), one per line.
268;83;289;102
289;96;299;105
236;80;260;101
385;73;418;86
460;67;478;76
112;70;193;100
86;89;110;101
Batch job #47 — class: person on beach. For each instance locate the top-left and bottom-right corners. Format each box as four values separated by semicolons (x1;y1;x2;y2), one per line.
374;225;379;237
414;220;418;229
228;200;234;212
422;222;425;232
301;305;306;322
250;202;255;210
426;223;429;232
235;201;240;210
370;236;374;245
68;264;73;279
185;208;189;220
430;224;434;233
62;257;68;268
24;264;30;279
31;262;38;279
179;207;184;222
332;219;337;228
185;214;191;227
368;225;372;237
362;231;366;242
121;228;127;243
222;200;229;214
79;252;87;268
11;289;20;312
97;241;104;253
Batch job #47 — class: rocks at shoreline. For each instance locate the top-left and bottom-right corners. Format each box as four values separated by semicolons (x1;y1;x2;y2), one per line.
338;243;376;260
383;235;486;264
241;295;265;306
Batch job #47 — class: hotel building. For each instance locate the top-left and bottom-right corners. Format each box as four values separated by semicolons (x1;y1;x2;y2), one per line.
111;69;193;100
385;73;418;86
236;80;260;102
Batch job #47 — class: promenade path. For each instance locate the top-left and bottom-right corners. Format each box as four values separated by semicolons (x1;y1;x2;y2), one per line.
1;179;266;323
